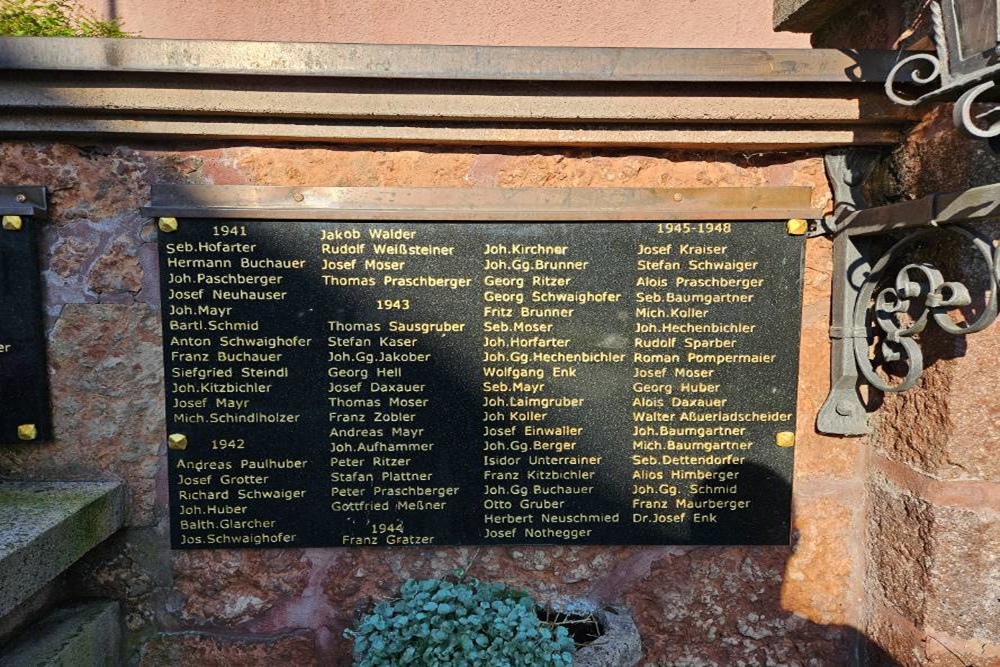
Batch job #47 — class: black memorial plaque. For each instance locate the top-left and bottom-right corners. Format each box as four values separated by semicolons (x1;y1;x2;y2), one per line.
159;220;803;549
0;215;51;443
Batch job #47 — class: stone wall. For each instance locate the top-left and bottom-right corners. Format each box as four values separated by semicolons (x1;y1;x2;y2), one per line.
0;142;876;664
858;111;1000;667
807;0;1000;660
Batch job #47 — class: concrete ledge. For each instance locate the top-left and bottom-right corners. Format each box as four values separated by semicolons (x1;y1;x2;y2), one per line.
0;601;121;667
0;37;902;82
2;79;922;124
0;38;916;148
0;481;124;619
0;117;905;150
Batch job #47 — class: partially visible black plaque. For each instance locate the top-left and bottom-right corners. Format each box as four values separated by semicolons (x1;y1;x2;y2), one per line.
0;214;51;443
159;219;803;548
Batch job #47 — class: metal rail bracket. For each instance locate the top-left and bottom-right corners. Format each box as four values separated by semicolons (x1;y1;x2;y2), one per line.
817;152;1000;435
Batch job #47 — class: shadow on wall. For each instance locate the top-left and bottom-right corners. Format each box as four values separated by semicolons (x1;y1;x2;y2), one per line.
599;463;897;666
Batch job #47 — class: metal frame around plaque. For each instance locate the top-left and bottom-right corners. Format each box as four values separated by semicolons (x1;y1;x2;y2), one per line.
142;185;821;222
0;186;51;443
147;185;820;548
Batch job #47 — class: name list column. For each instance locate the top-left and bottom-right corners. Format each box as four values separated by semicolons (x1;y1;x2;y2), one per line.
322;224;473;546
164;222;311;548
480;231;627;543
630;221;795;539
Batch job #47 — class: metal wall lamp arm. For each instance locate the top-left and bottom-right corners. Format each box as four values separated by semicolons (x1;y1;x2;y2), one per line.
886;0;1000;139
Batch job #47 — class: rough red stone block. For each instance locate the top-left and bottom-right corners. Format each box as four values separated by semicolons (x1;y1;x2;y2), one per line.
922;504;1000;641
874;311;1000;483
868;601;1000;667
889;107;981;198
173;550;310;624
867;474;932;626
867;603;933;667
0;143;149;223
782;489;863;627
624;547;854;665
0;304;163;526
138;632;317;666
868;467;1000;643
936;323;1000;482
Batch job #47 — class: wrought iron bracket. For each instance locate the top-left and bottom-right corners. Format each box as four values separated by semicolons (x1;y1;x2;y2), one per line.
816;150;880;435
816;153;1000;435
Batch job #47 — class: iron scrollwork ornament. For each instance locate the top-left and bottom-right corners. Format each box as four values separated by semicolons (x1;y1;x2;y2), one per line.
853;226;1000;396
885;52;944;107
817;152;1000;435
885;0;1000;139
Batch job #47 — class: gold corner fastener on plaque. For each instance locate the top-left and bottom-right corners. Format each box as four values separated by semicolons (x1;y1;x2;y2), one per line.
17;424;37;441
168;433;188;450
2;215;23;231
158;217;179;233
775;431;796;448
786;219;808;236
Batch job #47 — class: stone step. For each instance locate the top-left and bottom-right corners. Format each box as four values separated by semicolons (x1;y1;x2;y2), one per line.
0;601;121;666
0;481;124;619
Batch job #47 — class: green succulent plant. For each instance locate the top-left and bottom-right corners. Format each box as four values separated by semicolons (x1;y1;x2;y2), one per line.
345;578;576;666
0;0;130;37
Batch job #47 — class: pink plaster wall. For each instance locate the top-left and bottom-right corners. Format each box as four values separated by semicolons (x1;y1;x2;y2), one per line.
77;0;809;48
